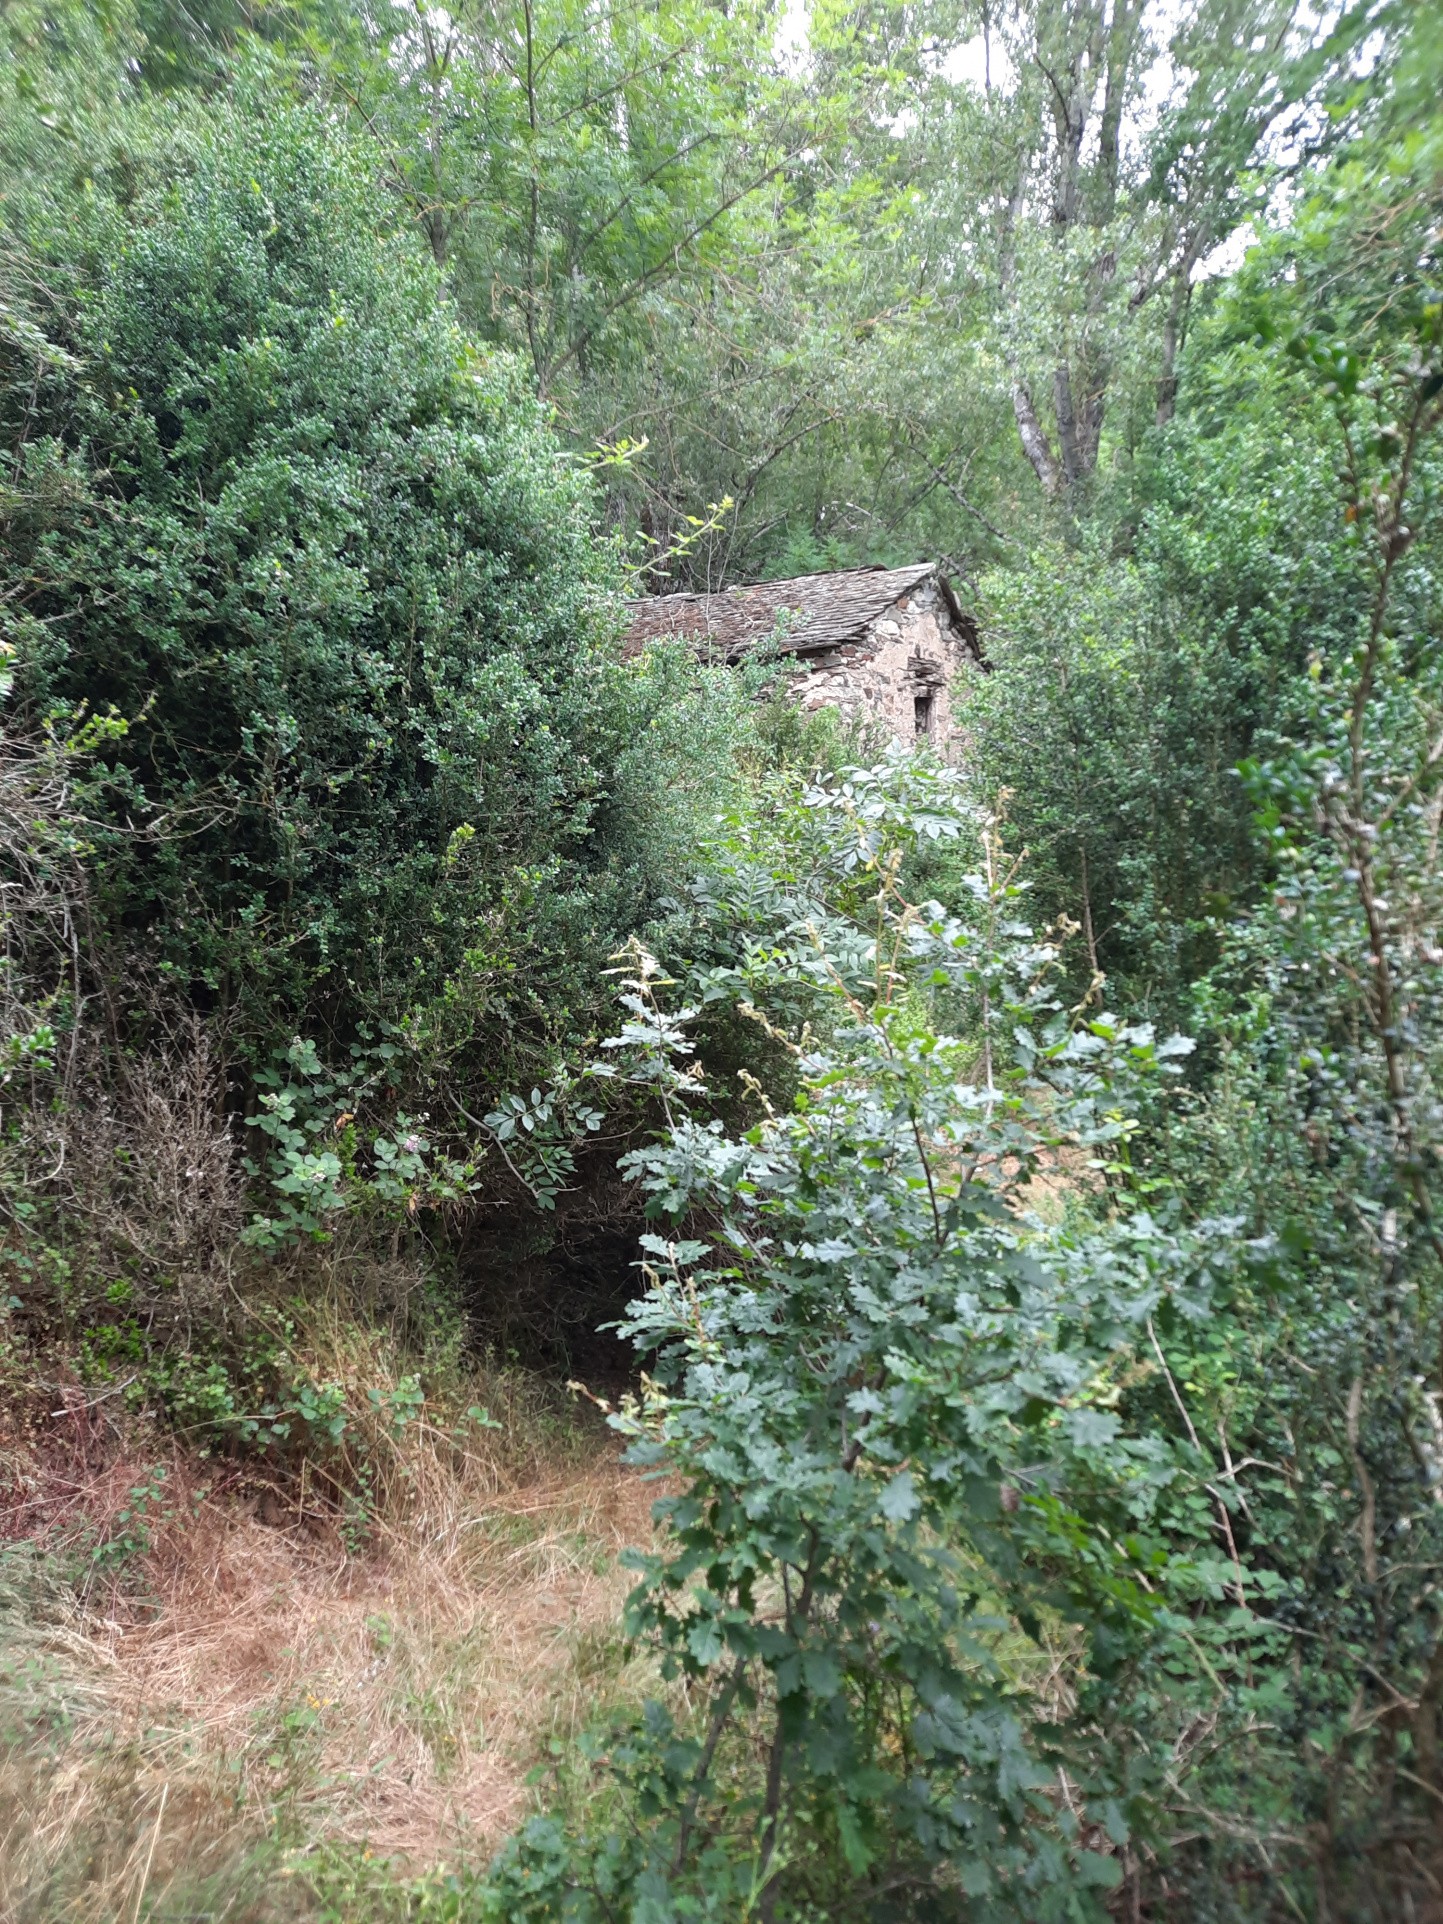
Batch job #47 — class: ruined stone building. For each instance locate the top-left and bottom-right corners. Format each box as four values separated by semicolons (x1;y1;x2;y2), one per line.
623;561;983;753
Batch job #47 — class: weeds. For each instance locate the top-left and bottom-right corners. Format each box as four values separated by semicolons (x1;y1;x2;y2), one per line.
0;1300;657;1922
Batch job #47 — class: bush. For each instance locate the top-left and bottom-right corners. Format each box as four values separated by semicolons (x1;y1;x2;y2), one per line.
485;759;1236;1920
1;72;688;1070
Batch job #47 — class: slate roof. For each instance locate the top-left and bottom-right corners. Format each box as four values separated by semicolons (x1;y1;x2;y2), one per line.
624;561;976;663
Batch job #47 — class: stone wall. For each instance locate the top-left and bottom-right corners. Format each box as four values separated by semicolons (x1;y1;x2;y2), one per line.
787;579;975;756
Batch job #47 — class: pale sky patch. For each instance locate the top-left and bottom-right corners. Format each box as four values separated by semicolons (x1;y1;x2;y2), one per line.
776;0;811;74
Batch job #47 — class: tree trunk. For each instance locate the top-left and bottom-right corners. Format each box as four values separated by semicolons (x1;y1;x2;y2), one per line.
1053;360;1083;487
1156;265;1194;426
1012;381;1062;495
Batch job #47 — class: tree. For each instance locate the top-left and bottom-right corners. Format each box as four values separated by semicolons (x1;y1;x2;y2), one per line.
982;0;1387;504
0;63;691;1065
292;0;807;397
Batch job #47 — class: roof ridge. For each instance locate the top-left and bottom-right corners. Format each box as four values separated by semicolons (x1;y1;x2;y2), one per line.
627;559;936;611
623;560;969;663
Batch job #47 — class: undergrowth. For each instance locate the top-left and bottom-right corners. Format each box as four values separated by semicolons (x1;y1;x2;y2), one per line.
0;1274;656;1923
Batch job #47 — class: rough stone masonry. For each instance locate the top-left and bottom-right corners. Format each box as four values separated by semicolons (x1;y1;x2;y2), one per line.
624;561;984;755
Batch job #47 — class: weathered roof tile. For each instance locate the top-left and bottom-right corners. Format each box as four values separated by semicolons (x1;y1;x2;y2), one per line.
625;561;970;662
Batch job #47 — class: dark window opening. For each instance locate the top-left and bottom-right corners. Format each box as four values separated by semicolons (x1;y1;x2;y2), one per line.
914;691;935;740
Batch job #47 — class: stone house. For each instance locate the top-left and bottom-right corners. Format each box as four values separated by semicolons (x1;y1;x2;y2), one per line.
623;561;983;753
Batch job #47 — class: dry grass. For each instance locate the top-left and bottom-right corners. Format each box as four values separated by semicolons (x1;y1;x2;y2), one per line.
0;1350;659;1922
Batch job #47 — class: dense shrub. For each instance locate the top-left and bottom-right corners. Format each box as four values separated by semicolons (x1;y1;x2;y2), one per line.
0;77;701;1066
480;759;1236;1919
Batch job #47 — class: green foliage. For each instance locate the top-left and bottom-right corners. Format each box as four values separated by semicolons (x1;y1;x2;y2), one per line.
1109;99;1443;1913
269;0;1376;584
966;164;1437;1016
3;78;632;1047
971;546;1261;1006
2;2;1441;1917
1;56;763;1110
87;1465;170;1576
484;759;1233;1917
242;1034;477;1247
